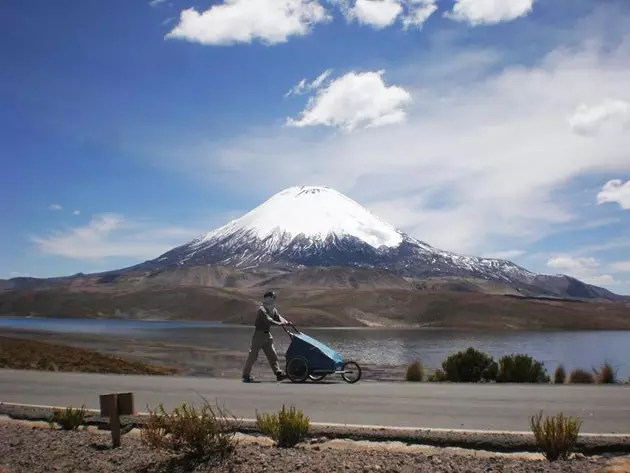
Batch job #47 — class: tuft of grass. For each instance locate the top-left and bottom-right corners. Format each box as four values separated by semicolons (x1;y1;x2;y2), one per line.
554;365;566;384
50;405;87;430
530;411;582;462
428;369;446;382
496;354;550;384
256;405;310;448
405;360;424;382
595;362;617;384
441;347;497;383
141;399;240;463
568;368;595;384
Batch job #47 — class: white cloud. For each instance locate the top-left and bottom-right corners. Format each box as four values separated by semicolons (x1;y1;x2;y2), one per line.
286;69;412;132
546;256;617;286
401;0;438;29
345;0;404;29
149;0;167;6
609;261;630;273
73;210;81;215
31;213;204;261
166;0;330;46
597;179;630;210
568;99;630;136
284;69;332;97
49;203;62;211
446;0;535;25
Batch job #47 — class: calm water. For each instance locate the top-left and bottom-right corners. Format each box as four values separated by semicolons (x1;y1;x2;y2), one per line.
2;317;630;378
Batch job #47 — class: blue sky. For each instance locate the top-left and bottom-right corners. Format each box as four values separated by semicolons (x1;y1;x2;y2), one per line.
1;0;630;294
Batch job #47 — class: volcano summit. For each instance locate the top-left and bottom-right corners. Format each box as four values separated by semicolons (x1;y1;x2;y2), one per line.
139;186;621;301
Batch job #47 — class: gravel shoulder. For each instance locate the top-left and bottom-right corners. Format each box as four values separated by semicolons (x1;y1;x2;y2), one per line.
1;419;626;473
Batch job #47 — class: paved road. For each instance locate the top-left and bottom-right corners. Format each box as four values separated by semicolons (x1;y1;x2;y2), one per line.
1;369;629;434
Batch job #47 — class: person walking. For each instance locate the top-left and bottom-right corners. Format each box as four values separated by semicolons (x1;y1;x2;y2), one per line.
242;291;291;383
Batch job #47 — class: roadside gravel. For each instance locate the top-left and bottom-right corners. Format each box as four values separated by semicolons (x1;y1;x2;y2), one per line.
0;421;623;473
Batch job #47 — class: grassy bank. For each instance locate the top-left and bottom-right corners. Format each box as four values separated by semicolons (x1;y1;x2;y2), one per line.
0;336;180;375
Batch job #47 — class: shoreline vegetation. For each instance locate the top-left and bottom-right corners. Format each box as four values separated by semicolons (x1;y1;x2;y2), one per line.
1;334;628;385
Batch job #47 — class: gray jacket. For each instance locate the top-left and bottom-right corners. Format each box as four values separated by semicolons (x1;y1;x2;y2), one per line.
254;306;286;331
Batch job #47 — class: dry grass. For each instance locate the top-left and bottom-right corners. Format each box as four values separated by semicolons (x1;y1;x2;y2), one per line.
568;368;595;384
529;411;582;462
405;360;424;382
50;405;87;430
0;336;179;375
553;365;566;384
595;362;617;384
256;405;311;448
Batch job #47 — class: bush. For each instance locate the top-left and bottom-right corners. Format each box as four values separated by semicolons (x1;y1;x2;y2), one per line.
496;354;550;383
256;405;310;448
50;405;87;430
554;365;566;384
406;361;424;382
441;347;497;383
530;411;582;462
428;369;446;382
568;368;595;384
595;362;617;384
141;400;239;462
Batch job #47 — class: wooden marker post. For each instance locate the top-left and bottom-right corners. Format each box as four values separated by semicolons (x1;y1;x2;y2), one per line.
99;392;134;448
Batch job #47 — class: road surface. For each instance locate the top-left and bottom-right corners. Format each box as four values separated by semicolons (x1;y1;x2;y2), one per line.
1;370;629;434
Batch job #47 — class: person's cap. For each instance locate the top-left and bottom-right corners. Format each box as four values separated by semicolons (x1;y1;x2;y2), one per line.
263;291;277;299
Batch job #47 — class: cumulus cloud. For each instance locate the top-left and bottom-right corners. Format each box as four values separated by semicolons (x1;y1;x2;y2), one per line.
446;0;535;25
73;210;81;215
609;261;630;273
334;0;437;30
166;0;330;45
568;99;630;136
597;180;630;210
286;69;412;132
31;213;203;260
49;203;62;211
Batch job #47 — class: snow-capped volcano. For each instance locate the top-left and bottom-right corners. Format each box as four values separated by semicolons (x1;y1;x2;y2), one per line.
142;186;622;300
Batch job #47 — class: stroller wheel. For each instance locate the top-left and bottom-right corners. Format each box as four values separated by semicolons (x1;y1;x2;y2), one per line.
342;361;362;384
286;356;309;383
308;373;327;382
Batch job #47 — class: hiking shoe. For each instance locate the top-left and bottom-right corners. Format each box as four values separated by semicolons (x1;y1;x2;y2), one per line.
242;375;255;383
276;372;286;381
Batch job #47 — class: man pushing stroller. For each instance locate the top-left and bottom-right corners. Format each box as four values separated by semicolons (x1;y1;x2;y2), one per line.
242;291;292;383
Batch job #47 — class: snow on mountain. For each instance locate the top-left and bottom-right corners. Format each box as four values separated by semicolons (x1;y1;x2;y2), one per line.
141;185;622;300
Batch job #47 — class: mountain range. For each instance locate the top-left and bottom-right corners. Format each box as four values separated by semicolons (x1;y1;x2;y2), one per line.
1;185;629;329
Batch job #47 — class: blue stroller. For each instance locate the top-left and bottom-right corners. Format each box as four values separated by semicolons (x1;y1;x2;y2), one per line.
282;323;362;383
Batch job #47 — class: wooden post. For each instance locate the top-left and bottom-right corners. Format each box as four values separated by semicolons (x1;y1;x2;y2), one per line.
99;392;134;448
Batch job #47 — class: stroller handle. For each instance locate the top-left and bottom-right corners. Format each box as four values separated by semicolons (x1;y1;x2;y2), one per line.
282;321;300;336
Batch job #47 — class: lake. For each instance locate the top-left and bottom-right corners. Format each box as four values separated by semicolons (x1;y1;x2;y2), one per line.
1;317;630;378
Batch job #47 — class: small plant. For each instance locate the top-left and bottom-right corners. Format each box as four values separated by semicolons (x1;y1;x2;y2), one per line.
496;354;550;384
595;362;617;384
530;411;582;462
405;360;424;382
441;347;497;383
568;368;595;384
554;365;566;384
141;399;239;462
50;405;87;430
428;369;446;382
256;405;310;448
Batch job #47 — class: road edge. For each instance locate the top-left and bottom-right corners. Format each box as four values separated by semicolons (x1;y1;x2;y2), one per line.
2;402;630;455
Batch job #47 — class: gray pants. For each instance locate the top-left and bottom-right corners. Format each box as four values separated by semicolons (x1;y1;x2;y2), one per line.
242;330;281;376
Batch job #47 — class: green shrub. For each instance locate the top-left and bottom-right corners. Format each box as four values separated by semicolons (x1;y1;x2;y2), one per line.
568;368;595;384
441;347;497;383
50;405;87;430
256;405;310;448
405;361;424;382
554;365;566;384
496;354;550;383
141;400;239;462
595;362;617;384
428;369;446;382
530;411;582;462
